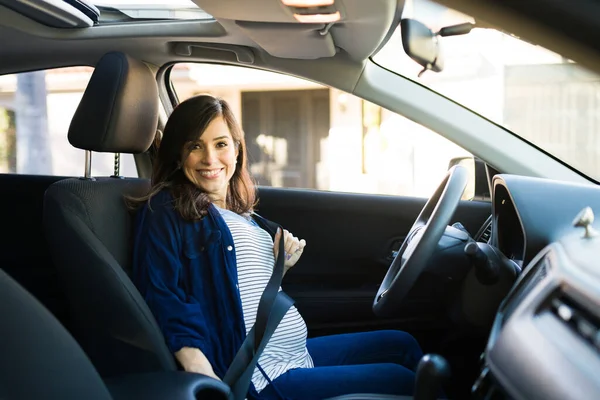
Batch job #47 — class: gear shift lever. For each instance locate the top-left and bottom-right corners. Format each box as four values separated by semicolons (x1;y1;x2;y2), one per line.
414;354;451;400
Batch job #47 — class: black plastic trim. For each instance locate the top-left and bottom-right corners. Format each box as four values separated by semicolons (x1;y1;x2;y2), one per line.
0;0;93;28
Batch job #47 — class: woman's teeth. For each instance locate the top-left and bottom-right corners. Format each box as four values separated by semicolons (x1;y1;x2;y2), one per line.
199;169;221;177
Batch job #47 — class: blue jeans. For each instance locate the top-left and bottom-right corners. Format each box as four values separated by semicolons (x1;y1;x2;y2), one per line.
259;330;423;400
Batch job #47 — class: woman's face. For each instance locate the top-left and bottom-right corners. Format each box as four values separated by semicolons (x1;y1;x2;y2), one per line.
182;116;239;207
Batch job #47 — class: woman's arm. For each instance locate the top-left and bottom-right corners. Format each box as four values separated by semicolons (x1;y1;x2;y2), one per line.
175;347;220;380
132;202;214;375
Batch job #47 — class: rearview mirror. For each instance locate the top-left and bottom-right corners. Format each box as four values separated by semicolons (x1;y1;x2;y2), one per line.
400;18;444;75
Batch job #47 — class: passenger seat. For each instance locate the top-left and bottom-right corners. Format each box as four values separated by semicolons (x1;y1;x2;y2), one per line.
43;51;176;377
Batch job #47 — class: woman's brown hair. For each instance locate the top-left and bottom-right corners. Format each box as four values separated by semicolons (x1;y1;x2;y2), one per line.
128;94;256;220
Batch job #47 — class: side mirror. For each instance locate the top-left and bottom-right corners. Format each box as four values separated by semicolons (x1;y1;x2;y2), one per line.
400;18;444;75
448;156;490;201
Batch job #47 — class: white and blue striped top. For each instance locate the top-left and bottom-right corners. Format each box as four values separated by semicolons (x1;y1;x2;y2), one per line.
216;207;314;392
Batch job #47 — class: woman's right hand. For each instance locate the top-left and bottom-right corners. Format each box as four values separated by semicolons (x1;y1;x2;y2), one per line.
174;347;221;381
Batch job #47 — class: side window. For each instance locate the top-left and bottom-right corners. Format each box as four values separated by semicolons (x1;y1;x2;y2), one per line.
0;67;137;177
171;63;473;199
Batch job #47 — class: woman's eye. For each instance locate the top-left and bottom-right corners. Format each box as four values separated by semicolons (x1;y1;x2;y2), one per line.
190;143;201;150
216;141;228;148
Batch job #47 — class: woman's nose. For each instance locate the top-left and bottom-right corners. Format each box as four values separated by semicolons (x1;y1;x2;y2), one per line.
201;148;216;165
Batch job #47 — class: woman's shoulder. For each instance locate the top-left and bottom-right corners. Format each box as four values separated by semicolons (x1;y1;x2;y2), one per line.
140;189;179;220
147;189;174;207
133;190;187;249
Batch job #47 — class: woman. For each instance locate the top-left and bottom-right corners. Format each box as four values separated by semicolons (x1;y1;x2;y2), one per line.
130;94;423;399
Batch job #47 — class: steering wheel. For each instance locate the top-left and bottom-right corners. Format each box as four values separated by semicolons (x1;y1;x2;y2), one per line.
373;165;469;316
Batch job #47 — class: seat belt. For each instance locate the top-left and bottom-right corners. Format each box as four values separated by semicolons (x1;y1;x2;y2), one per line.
223;227;293;400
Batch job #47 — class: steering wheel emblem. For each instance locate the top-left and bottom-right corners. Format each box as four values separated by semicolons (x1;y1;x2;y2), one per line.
573;207;599;239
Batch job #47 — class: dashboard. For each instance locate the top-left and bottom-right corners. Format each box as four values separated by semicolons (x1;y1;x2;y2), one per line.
472;174;600;400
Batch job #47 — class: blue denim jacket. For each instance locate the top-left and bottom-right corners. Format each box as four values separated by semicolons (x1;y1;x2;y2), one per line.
131;189;277;382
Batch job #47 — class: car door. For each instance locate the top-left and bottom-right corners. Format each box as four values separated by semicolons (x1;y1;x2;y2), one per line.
257;187;491;338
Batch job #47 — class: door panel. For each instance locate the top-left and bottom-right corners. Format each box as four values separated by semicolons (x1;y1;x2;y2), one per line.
256;187;491;336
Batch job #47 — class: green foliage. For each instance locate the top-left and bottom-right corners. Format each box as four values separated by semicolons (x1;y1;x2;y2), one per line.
0;108;17;173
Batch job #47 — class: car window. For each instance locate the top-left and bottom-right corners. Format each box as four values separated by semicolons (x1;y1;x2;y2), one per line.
170;63;475;199
0;67;138;177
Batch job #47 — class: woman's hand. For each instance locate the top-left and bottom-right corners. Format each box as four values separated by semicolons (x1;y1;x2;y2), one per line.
274;228;306;274
174;347;221;381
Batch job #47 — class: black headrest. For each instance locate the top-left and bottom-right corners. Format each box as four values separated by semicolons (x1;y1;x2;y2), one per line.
68;52;158;153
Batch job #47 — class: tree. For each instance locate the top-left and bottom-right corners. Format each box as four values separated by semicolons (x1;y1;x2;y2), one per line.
0;108;16;173
15;71;52;174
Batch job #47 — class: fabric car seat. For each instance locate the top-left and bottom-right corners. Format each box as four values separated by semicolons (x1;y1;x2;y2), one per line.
0;267;114;399
0;268;230;400
43;51;176;377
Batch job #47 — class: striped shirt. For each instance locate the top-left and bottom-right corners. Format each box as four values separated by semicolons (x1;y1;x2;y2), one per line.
216;207;314;392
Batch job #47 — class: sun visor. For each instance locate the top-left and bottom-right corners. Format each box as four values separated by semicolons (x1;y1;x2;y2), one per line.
235;21;336;59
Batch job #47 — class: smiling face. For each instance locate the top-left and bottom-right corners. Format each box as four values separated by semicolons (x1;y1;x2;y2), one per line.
182;116;239;208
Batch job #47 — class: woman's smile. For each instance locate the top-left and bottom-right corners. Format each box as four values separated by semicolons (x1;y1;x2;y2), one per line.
197;168;224;179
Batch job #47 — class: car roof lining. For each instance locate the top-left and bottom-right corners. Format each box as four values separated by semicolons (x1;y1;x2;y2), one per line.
0;0;399;77
2;0;599;81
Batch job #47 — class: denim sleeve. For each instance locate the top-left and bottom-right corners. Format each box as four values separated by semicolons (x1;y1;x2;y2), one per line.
133;202;208;355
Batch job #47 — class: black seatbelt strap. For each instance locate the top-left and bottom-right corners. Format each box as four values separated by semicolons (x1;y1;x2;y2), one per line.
225;292;293;399
223;226;292;400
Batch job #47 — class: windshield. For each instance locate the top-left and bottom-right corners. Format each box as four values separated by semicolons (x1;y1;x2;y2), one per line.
373;0;600;181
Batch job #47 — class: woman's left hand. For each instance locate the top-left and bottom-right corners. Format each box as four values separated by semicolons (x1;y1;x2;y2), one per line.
274;228;306;273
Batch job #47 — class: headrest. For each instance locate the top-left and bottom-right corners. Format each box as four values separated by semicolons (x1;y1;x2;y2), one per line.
68;52;158;153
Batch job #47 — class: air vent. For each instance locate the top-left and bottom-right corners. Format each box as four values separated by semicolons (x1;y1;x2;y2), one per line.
476;216;493;243
549;293;600;349
502;258;548;321
481;222;492;243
